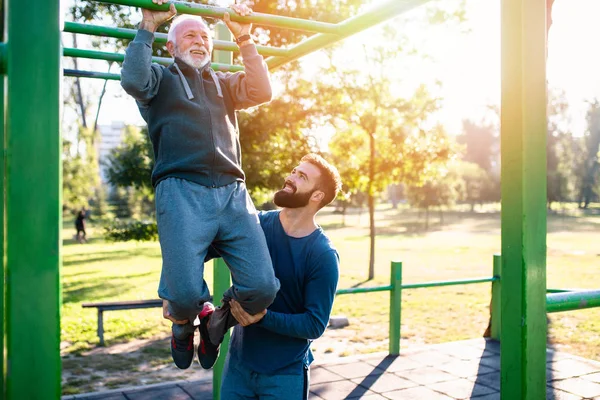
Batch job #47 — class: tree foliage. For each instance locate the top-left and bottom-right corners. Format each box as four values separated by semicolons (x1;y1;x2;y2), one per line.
239;75;316;204
546;90;579;207
578;101;600;208
405;165;462;229
105;125;154;190
315;25;459;279
63;126;100;214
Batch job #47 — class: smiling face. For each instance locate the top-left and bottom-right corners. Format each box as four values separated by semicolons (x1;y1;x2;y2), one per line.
167;19;213;69
274;162;325;209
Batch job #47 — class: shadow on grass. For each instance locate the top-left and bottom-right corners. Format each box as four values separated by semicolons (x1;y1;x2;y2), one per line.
63;247;160;268
62;333;173;395
63;236;105;246
322;208;599;239
63;271;156;304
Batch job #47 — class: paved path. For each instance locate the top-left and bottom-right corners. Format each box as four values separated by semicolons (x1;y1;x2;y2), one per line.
63;338;600;399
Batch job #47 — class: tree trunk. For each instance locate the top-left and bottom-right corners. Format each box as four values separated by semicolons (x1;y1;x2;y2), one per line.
368;132;376;281
71;34;88;130
92;63;113;136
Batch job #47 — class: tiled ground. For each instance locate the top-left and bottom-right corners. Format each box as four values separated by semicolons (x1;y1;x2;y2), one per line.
63;339;600;400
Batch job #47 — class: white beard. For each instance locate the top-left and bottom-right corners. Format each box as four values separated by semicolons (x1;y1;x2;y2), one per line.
175;46;210;69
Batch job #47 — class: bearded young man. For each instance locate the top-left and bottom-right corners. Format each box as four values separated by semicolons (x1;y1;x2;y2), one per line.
121;0;280;371
219;154;342;400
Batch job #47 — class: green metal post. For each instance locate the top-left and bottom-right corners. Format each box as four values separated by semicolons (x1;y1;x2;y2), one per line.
0;69;4;400
491;254;501;340
389;261;402;355
1;4;6;397
212;257;230;400
0;9;5;398
6;0;61;398
500;0;547;398
212;22;232;400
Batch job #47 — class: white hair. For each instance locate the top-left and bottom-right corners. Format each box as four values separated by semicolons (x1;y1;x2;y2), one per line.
167;15;210;45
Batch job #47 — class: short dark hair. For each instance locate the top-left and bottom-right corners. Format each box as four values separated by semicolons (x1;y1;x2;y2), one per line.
301;153;342;208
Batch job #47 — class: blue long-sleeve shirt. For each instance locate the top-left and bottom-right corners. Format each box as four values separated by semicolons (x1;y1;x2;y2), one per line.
228;210;339;374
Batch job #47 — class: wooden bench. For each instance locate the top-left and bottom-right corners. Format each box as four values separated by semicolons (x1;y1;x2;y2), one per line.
82;299;163;346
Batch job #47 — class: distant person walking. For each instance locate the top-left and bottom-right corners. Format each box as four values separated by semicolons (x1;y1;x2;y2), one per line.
75;209;87;244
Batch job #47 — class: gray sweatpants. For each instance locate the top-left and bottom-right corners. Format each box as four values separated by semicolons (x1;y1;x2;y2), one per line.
155;178;280;343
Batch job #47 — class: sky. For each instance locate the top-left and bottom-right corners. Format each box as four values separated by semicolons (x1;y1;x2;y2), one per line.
65;0;600;138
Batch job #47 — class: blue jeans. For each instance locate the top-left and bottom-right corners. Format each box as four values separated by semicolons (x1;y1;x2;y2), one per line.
155;178;280;341
221;354;309;400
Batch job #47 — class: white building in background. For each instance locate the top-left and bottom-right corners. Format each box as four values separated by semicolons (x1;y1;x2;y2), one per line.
97;121;125;185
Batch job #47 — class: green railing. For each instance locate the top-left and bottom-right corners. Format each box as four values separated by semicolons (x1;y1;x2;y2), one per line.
546;290;600;314
334;261;498;355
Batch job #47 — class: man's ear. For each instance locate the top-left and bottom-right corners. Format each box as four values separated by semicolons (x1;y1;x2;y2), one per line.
312;190;325;204
166;41;175;57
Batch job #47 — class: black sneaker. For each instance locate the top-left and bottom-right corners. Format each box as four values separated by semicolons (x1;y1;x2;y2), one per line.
197;302;220;369
170;333;194;369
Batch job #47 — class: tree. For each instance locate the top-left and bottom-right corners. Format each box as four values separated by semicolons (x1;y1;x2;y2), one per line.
104;125;155;218
546;90;578;208
454;161;493;211
406;166;463;230
578;101;600;208
105;125;153;190
319;23;459;279
238;75;316;204
457;120;498;173
63;126;100;213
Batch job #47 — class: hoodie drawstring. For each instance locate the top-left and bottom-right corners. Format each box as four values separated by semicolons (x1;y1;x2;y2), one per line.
209;69;223;98
174;63;194;100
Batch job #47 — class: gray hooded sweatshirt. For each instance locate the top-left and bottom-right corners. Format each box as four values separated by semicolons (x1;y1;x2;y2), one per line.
121;29;272;188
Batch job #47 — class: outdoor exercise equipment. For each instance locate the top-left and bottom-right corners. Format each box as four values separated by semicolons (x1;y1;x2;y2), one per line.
0;0;598;399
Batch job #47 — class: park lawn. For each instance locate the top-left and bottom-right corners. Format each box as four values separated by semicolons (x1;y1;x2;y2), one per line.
61;205;600;363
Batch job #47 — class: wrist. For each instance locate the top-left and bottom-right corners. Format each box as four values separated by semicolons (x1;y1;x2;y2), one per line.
139;20;158;32
235;33;253;47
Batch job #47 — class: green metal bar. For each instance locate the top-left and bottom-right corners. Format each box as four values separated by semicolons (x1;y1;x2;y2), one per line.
94;0;340;34
63;22;289;57
63;48;244;72
491;255;501;340
0;43;5;74
500;0;547;398
0;7;5;396
401;277;497;289
265;0;433;70
0;4;5;395
547;288;580;293
546;290;600;313
336;276;496;295
212;23;231;400
64;69;121;80
0;71;4;400
336;285;392;295
64;47;171;65
6;0;62;397
389;261;402;355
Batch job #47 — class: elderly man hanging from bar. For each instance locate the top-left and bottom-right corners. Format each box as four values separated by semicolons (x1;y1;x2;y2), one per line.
120;0;279;370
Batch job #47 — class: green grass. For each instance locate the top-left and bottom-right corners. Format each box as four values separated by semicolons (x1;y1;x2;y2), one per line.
61;204;600;392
